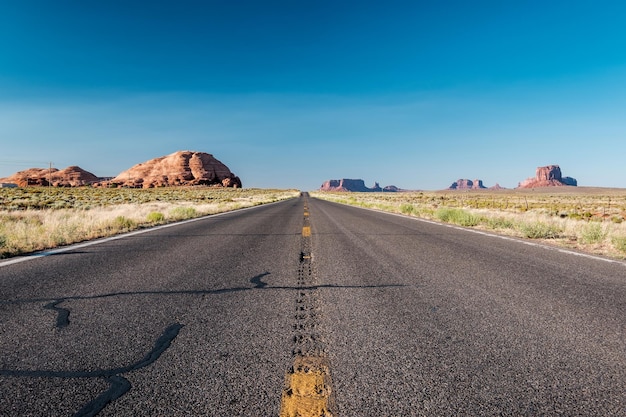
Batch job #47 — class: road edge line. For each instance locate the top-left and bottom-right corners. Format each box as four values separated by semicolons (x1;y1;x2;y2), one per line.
0;199;292;268
315;198;626;267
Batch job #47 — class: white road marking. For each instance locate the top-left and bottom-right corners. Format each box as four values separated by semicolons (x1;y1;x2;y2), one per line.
0;202;278;268
344;203;626;267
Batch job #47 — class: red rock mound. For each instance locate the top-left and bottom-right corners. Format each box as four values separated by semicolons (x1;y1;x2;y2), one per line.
518;165;577;188
0;166;99;187
108;151;242;188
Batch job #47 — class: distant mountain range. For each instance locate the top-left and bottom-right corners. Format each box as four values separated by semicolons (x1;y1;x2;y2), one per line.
319;179;405;192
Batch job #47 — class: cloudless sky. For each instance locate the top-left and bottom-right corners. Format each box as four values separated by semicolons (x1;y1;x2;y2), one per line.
1;0;626;190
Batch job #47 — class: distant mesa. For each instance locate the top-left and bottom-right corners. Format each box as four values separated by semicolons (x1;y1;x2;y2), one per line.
104;151;242;188
448;179;487;190
319;179;400;192
446;165;576;190
517;165;577;188
319;179;378;192
0;166;100;187
382;185;402;192
447;179;506;190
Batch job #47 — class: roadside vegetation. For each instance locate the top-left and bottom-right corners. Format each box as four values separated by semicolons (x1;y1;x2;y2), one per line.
0;187;299;258
311;188;626;260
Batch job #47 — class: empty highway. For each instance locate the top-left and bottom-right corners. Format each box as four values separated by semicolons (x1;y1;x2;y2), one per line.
1;193;626;416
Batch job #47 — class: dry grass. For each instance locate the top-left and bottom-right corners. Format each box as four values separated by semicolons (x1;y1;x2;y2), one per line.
0;187;299;258
311;188;626;260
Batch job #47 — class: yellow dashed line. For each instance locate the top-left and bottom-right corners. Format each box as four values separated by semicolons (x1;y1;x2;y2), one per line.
283;198;334;415
279;356;334;417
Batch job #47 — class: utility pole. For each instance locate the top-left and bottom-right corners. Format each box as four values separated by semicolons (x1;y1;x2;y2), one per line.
49;162;53;188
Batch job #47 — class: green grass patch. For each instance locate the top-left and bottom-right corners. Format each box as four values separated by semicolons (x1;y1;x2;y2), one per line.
612;236;626;253
169;206;197;220
113;216;136;231
485;217;516;230
435;208;480;226
517;221;563;239
400;204;415;215
580;222;606;244
146;211;165;223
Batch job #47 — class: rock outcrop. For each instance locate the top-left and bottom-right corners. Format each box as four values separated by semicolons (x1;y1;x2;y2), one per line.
318;179;406;192
448;179;487;190
518;165;577;188
382;185;402;192
0;166;100;187
107;151;242;188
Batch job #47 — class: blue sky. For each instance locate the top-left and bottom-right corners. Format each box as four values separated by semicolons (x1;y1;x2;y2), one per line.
1;0;626;190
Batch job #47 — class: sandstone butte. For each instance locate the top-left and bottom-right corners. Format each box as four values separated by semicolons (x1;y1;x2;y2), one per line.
0;166;100;187
448;179;487;190
517;165;577;188
105;151;242;188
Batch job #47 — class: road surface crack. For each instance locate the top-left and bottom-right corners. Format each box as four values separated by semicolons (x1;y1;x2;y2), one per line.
0;323;183;416
280;194;335;417
44;299;70;328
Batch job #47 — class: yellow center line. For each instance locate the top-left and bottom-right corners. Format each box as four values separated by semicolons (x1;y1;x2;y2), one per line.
279;356;334;417
282;198;335;416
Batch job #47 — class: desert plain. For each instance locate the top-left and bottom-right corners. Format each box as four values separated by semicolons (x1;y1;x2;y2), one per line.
1;186;626;260
0;187;299;258
311;187;626;260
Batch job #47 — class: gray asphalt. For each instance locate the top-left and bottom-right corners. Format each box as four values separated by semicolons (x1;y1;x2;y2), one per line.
1;194;626;416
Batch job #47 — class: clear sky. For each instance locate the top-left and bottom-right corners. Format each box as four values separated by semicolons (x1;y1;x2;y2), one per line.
1;1;626;190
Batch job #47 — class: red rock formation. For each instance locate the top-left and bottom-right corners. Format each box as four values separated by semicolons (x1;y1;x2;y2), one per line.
107;151;241;188
0;166;99;187
518;165;577;188
59;166;101;186
382;185;401;192
448;179;487;190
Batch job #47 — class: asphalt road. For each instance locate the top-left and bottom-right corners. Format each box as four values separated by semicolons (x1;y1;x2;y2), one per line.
1;193;626;416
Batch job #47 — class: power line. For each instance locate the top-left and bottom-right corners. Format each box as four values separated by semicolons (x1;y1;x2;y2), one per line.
0;160;52;166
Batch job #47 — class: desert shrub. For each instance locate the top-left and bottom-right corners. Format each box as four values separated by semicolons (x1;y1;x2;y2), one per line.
435;208;480;226
169;206;197;220
400;204;415;215
612;236;626;253
0;234;6;248
146;211;165;223
568;213;582;220
486;217;515;230
435;208;454;222
611;216;623;224
517;221;563;239
580;222;606;244
113;216;136;231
